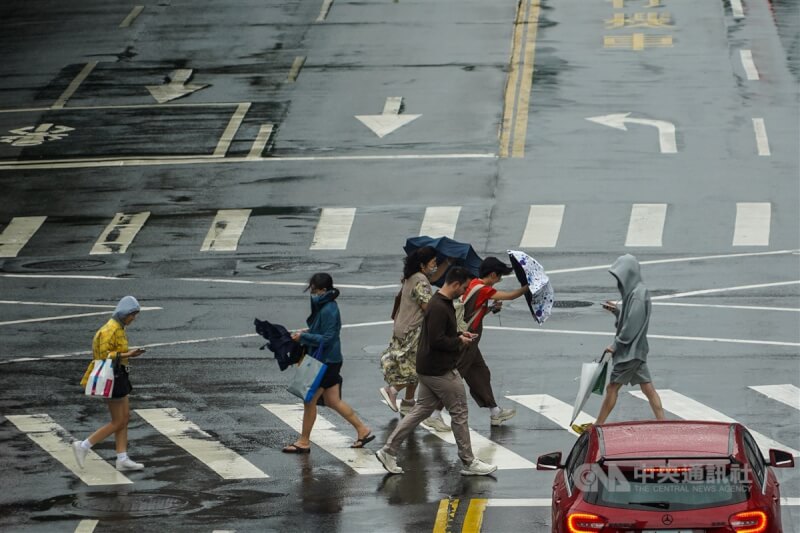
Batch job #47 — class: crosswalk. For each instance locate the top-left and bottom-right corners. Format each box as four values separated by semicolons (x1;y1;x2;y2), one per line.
4;384;797;486
0;201;785;258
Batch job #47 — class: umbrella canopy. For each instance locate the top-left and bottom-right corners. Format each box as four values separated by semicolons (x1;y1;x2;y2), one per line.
507;250;554;324
570;352;612;425
404;236;483;286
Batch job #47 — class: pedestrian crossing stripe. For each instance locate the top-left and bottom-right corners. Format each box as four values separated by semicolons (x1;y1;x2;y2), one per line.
261;403;385;475
749;384;800;411
506;394;595;436
5;414;133;486
629;389;800;456
0;202;781;257
134;407;269;479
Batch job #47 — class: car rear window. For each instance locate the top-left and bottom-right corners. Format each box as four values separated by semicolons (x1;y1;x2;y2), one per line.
584;465;749;511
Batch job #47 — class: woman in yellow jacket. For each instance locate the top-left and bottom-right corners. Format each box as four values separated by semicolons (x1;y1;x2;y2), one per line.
73;296;146;471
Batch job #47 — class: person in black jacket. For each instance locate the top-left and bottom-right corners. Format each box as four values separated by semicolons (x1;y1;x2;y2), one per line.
375;267;498;477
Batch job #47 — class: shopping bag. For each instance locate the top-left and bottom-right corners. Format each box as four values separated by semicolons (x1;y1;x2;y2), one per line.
569;352;612;425
591;361;609;395
287;345;327;403
85;358;115;399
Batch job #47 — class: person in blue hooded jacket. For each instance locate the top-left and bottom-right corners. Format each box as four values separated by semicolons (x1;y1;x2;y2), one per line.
283;273;374;453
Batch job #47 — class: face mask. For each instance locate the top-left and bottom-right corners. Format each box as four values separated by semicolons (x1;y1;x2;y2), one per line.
428;265;438;274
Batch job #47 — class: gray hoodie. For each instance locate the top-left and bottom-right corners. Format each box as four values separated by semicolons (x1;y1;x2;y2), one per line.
609;254;650;363
112;296;141;323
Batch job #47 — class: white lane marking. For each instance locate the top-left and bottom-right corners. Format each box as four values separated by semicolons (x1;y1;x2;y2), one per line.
625;203;667;247
731;0;744;18
4;414;133;486
654;302;800;313
247;124;274;159
749;385;800;411
740;49;759;80
547;249;799;275
0;216;46;257
752;118;771;156
653;280;798;300
629;390;800;456
74;519;99;533
733;202;771;246
0;300;116;308
486;325;800;347
520;205;564;248
419;207;461;238
507;395;594;436
0;306;161;327
52;61;98;109
287;56;306;82
0;273;124;280
0;152;497;170
201;209;252;252
418;411;535;470
119;5;144;28
355;97;422;138
310;208;356;250
315;0;334;22
177;277;398;290
134;408;268;479
261;403;385;475
213;103;251;157
90;212;150;255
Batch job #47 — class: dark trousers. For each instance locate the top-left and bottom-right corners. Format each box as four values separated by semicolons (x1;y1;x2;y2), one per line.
456;344;497;409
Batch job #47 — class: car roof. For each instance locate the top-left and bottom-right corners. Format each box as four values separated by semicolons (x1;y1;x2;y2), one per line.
597;420;734;458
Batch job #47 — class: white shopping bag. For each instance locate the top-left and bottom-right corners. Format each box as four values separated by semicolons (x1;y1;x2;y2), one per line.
569;352;611;425
85;358;115;399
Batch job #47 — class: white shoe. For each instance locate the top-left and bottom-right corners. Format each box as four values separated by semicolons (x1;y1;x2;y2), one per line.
421;416;451;432
115;458;144;471
460;458;498;476
490;408;516;426
72;442;88;469
376;449;404;475
398;401;415;416
379;387;399;413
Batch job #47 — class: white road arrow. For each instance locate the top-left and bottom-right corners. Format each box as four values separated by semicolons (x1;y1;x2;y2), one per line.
586;113;677;154
146;69;209;103
355;97;421;138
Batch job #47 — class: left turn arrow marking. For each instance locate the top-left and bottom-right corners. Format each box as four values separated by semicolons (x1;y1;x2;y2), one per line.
146;69;209;103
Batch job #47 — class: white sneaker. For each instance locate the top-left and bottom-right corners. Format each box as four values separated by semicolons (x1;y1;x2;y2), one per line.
376;449;404;475
490;407;516;426
421;416;451;432
115;458;144;471
460;458;498;476
72;441;88;469
379;387;399;413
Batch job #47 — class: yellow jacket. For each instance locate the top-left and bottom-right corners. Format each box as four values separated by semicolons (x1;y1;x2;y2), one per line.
80;318;129;387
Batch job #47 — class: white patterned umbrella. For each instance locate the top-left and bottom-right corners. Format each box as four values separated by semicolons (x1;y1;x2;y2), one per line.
507;250;554;325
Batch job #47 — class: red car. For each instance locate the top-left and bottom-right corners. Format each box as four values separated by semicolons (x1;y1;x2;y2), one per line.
537;421;794;532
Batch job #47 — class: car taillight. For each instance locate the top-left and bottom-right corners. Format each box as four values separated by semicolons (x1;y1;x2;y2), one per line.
729;510;768;533
567;512;606;532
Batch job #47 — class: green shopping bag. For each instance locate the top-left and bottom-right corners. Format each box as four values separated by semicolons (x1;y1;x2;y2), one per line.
591;361;608;395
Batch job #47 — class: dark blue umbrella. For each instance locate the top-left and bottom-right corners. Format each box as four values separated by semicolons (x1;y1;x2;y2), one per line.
404;236;483;286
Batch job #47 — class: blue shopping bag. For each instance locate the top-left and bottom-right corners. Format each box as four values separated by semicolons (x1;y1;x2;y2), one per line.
286;344;327;403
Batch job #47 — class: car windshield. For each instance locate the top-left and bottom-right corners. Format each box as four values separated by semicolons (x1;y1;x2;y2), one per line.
584;464;750;512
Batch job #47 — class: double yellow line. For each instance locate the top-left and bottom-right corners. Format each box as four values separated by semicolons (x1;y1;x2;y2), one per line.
499;0;541;158
432;498;489;533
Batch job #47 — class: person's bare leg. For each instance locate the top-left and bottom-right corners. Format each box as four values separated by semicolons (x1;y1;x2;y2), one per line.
639;382;665;420
404;383;417;401
87;398;128;446
595;383;622;425
322;385;370;440
293;387;325;448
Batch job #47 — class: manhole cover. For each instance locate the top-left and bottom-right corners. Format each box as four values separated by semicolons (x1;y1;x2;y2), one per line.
257;261;340;272
73;493;193;517
22;259;106;271
553;300;593;308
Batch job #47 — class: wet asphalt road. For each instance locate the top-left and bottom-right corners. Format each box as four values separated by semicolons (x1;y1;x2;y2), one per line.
0;0;799;532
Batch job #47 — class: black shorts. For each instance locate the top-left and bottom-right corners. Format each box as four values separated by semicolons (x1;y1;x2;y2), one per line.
319;362;343;390
112;364;133;399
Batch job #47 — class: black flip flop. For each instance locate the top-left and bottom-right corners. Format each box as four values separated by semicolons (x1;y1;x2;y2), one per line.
282;443;311;454
350;433;376;448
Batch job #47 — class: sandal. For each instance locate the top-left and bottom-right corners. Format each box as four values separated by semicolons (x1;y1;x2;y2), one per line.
350;432;375;449
282;443;311;454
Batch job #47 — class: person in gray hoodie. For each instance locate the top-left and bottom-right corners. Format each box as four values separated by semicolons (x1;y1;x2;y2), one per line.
595;254;664;425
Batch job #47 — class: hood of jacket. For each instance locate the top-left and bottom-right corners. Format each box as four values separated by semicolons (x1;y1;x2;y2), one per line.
310;288;340;312
112;295;140;323
609;254;642;300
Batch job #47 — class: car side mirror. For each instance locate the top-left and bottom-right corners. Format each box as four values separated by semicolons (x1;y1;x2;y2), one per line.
537;451;563;470
769;449;795;468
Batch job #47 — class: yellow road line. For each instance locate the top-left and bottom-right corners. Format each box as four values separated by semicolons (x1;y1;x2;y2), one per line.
499;0;541;158
433;498;459;533
461;499;489;532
